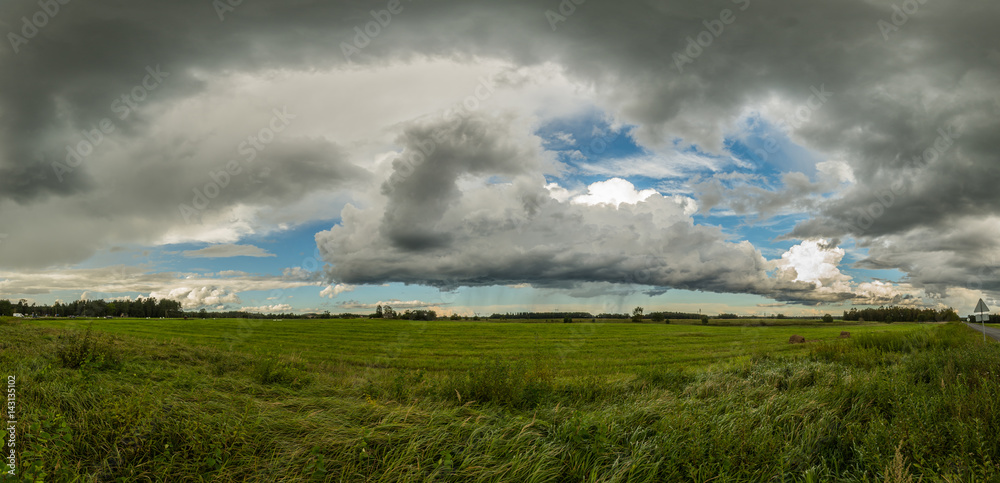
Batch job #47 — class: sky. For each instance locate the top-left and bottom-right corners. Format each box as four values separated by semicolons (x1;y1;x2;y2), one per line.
0;0;998;317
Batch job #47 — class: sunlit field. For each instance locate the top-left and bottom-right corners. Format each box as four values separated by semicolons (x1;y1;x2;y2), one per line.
30;317;917;375
4;317;999;481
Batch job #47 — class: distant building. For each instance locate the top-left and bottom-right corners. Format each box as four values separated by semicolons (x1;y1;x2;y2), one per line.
12;313;23;318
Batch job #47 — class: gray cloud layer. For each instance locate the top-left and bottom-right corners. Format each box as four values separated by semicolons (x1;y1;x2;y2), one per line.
2;0;998;303
317;112;837;303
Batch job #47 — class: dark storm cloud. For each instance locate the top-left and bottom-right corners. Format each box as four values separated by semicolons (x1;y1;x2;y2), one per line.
4;0;997;206
0;0;368;202
3;0;998;300
378;113;534;251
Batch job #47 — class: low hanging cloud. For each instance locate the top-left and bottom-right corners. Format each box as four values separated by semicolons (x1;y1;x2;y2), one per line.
318;111;838;304
148;286;241;309
241;304;293;313
0;266;320;309
337;299;441;310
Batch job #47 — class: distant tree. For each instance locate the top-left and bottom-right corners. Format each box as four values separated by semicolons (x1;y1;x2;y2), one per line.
700;315;709;325
943;309;961;322
383;306;396;319
775;313;786;319
650;312;665;323
400;309;436;321
0;300;12;316
632;306;644;323
563;316;573;323
822;314;834;324
450;314;461;320
374;305;383;318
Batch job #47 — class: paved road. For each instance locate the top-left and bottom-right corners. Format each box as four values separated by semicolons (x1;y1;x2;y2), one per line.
965;322;1000;341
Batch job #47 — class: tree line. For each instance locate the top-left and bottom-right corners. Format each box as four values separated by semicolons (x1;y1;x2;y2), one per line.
0;298;183;318
842;306;960;323
373;305;437;321
0;298;970;323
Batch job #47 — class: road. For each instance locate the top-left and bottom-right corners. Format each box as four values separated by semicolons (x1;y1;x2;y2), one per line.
965;322;1000;342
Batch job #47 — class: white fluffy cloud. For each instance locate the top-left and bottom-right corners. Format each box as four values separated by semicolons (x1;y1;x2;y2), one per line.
0;266;319;309
570;178;658;207
149;287;242;309
776;240;851;288
241;304;293;313
320;283;355;298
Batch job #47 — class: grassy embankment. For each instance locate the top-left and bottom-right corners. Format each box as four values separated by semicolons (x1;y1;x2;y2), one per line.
1;317;998;481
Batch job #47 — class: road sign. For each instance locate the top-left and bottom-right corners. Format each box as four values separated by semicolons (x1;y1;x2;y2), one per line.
974;298;990;342
975;299;990;314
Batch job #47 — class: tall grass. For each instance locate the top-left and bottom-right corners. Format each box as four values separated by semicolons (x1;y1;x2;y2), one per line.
2;318;999;481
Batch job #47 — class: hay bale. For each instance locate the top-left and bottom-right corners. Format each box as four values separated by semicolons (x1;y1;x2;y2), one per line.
839;331;850;338
788;334;805;344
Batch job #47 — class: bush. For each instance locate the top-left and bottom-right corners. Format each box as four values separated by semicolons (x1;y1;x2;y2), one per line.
650;313;665;323
444;357;553;408
55;325;121;370
701;315;709;325
252;356;312;388
822;314;834;323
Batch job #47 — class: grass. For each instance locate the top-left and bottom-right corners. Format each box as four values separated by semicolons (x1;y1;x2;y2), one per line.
29;317;915;376
2;317;999;481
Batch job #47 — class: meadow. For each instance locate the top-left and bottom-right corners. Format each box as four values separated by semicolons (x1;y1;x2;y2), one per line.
1;317;998;481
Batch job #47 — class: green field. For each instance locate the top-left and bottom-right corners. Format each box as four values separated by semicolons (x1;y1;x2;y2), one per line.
28;317;916;375
2;317;1000;481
